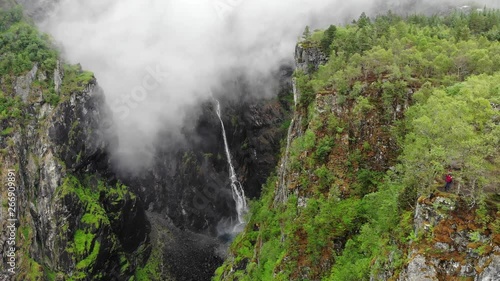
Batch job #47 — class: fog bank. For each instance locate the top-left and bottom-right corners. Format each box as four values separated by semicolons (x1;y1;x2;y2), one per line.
38;0;500;170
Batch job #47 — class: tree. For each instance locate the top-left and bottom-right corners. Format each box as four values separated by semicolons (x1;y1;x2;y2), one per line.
320;25;337;54
302;25;311;40
357;12;371;29
400;76;499;201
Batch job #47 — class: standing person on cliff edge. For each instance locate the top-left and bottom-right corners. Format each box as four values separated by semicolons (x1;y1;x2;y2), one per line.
444;170;453;192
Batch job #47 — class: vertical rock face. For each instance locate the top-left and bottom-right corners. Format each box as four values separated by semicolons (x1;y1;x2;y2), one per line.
274;46;320;205
14;64;38;102
399;254;438;281
398;194;500;281
123;67;293;237
295;43;328;73
0;61;150;280
274;44;408;207
477;255;500;281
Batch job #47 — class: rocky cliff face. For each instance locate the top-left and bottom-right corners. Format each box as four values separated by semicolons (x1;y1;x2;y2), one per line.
295;43;328;73
274;44;407;207
0;61;149;280
398;193;500;281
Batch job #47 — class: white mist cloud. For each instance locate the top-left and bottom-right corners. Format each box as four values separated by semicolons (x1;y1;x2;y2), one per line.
38;0;500;170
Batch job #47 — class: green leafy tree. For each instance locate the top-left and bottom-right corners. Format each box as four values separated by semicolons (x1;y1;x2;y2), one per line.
400;76;499;200
320;25;337;54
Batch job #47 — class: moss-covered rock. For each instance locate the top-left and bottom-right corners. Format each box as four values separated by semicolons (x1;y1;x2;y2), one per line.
0;6;149;280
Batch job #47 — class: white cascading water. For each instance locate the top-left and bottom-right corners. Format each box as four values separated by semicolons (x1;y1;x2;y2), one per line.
214;99;248;228
276;80;298;204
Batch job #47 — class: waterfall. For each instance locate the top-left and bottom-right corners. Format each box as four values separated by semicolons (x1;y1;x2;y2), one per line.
275;80;299;204
214;100;248;227
292;77;298;107
276;117;294;204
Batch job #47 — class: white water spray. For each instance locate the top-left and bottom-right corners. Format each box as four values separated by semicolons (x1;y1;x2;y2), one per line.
214;100;248;228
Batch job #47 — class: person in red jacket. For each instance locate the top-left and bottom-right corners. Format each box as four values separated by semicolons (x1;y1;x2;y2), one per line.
444;171;453;191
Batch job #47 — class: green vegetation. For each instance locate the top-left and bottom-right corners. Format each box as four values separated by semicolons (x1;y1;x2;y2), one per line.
0;6;57;76
26;258;44;280
44;266;56;281
214;175;298;280
216;9;500;281
61;64;95;93
71;229;96;255
0;90;22;122
0;5;94;110
400;74;500;201
76;239;100;270
60;177;106;279
20;225;30;240
58;176;110;230
0;5;118;281
56;175;138;280
134;247;163;281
